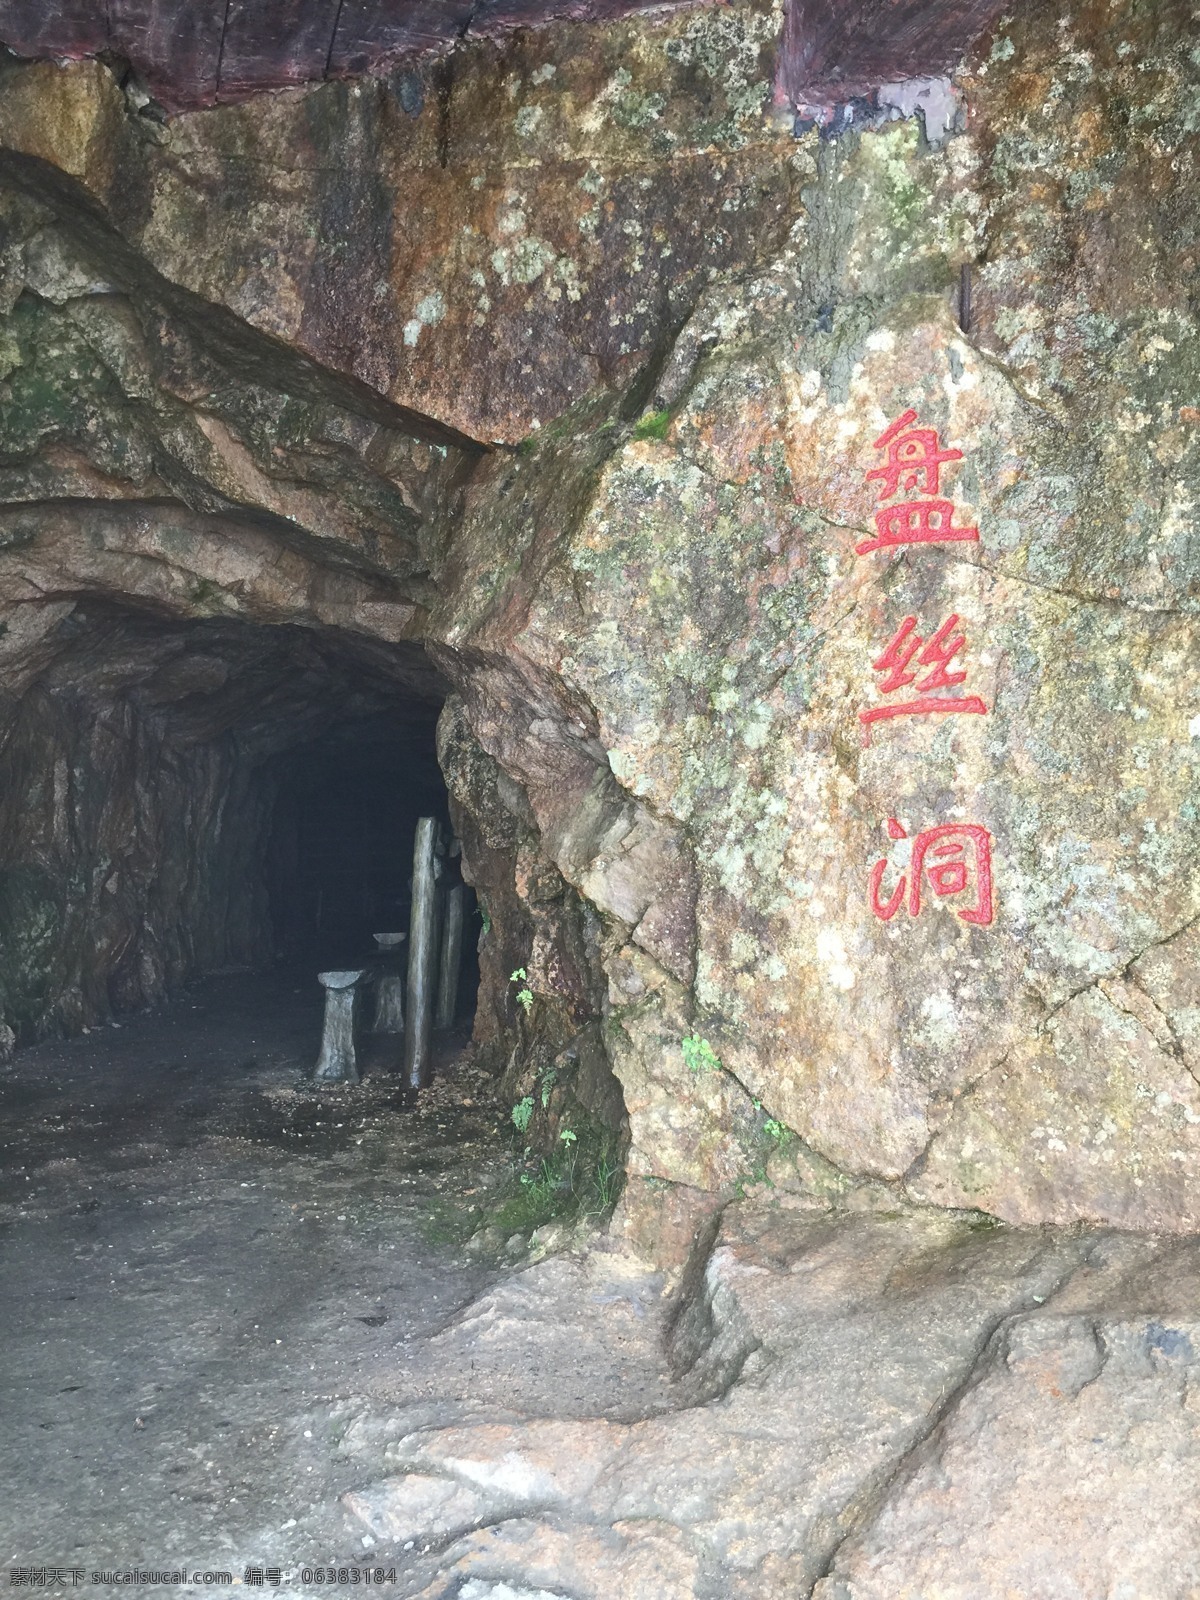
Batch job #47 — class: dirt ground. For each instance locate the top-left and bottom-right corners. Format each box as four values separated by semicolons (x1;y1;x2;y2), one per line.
0;972;675;1590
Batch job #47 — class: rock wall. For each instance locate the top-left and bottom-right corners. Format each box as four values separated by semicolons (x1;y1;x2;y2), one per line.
0;652;266;1039
425;0;1200;1237
0;0;1196;1241
0;0;799;443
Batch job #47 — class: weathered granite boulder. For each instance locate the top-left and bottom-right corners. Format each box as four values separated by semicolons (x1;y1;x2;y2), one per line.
816;1233;1200;1600
341;1202;1200;1598
420;0;1200;1235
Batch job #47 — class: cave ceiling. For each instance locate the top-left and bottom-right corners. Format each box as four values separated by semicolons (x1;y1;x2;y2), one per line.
0;0;1005;112
34;604;448;753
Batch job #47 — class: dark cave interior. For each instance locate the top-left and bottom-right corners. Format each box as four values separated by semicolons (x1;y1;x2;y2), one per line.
0;598;479;1049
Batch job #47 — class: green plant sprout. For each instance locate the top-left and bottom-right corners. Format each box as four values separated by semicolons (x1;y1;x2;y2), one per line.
592;1152;621;1212
682;1034;721;1074
632;408;671;441
763;1119;792;1148
519;1157;559;1192
477;1121;623;1239
539;1065;558;1108
510;968;534;1013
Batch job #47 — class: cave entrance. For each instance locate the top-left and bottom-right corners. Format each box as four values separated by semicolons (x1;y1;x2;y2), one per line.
0;599;480;1077
0;610;508;1574
264;712;482;1071
267;716;449;972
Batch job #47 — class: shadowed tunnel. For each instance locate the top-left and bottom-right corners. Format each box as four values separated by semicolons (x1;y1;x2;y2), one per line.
0;599;479;1054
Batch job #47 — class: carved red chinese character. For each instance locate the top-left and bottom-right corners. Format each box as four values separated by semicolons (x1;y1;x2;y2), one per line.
857;408;978;556
859;614;988;725
856;499;979;557
869;818;995;926
867;410;964;500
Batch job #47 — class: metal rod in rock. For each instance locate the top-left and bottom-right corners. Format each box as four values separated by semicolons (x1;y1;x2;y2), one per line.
404;817;439;1090
313;970;364;1083
435;884;465;1030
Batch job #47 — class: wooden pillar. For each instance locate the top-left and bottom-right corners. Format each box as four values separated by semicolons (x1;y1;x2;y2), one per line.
435;884;465;1030
313;970;363;1083
404;817;439;1090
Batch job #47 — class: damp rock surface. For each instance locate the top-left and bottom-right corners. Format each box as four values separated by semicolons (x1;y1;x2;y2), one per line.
341;1203;1200;1600
0;917;1195;1600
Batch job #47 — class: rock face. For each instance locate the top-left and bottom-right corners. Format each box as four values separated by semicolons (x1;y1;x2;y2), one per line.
0;1;802;444
0;0;1197;1237
336;1200;1200;1598
418;0;1200;1235
817;1289;1200;1598
0;0;717;112
0;629;267;1034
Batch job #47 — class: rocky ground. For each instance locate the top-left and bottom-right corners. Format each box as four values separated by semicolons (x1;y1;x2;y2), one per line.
3;975;1199;1598
0;973;674;1585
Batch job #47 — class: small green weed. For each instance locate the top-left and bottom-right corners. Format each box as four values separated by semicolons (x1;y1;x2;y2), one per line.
682;1034;721;1074
511;1095;534;1133
483;1123;623;1238
763;1118;792;1148
539;1065;558;1109
592;1152;621;1212
632;408;671;441
496;1148;576;1234
510;968;534;1014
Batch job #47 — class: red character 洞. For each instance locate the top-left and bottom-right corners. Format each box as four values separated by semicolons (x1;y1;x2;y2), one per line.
857;410;979;556
869;818;995;926
859;613;988;725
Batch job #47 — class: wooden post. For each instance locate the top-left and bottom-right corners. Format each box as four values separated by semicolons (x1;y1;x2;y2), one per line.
313;970;364;1083
404;817;439;1090
435;884;465;1030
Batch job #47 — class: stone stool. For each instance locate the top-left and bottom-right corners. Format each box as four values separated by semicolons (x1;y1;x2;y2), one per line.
313;969;365;1083
370;932;407;1034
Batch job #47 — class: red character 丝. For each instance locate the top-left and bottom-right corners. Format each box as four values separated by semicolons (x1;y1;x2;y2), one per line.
859;613;988;725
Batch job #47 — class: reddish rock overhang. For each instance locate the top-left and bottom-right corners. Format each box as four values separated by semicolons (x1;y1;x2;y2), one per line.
0;0;1006;116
